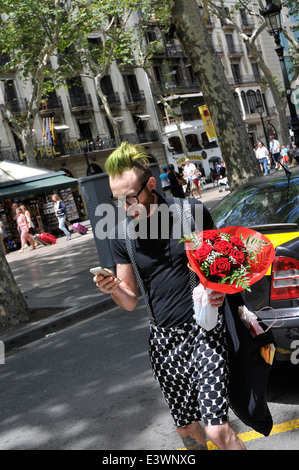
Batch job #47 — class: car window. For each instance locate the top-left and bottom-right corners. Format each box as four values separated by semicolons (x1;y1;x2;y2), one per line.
211;177;299;227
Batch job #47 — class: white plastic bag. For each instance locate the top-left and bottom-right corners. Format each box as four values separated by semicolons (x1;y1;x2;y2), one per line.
192;285;219;331
238;305;275;364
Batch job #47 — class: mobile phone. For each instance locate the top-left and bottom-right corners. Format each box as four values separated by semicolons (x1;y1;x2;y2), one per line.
90;266;115;278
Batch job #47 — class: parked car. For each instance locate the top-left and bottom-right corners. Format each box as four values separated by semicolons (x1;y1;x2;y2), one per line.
210;166;299;362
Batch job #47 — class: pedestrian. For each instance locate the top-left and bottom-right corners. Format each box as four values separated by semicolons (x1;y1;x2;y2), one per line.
255;141;269;175
210;162;220;186
159;166;172;198
20;204;35;234
16;208;37;252
288;142;296;166
167;163;185;198
93;141;245;450
52;193;71;240
195;166;202;197
0;217;7;254
269;135;281;171
281;145;289;168
184;158;200;198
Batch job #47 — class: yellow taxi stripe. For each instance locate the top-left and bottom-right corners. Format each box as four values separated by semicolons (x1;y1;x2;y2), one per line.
264;232;298;275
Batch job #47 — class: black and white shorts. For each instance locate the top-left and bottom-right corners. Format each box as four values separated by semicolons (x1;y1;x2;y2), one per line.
148;315;229;428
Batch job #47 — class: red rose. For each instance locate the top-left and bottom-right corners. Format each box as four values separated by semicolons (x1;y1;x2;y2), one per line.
230;236;245;250
213;240;233;254
202;230;220;242
210;257;231;278
194;242;213;262
230;249;245;266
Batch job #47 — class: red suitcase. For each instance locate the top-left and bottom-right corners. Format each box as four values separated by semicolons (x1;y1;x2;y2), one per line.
39;232;57;244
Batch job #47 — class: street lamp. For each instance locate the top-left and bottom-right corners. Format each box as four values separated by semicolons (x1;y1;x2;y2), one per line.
255;99;269;149
260;0;299;161
78;135;91;174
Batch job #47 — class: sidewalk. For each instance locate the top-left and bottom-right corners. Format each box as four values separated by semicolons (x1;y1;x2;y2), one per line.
3;184;228;352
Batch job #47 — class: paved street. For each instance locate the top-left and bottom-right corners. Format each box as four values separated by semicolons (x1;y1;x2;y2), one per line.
1;290;299;450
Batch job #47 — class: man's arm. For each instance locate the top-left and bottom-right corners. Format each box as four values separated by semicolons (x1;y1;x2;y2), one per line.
94;263;138;311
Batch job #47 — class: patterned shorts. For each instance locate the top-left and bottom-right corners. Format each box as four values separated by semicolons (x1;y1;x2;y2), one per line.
148;315;229;428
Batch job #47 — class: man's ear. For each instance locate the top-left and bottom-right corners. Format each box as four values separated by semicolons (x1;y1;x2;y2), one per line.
148;176;156;192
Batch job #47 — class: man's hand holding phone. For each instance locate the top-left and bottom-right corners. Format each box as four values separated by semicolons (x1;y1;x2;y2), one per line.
90;266;121;294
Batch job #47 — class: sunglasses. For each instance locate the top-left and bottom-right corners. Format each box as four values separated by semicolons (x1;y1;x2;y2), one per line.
111;178;150;208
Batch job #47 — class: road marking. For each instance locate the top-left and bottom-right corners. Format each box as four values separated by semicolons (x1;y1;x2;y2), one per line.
179;419;299;450
206;419;299;450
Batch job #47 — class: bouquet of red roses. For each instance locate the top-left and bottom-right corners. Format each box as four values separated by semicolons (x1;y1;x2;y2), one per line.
184;226;275;294
180;226;275;333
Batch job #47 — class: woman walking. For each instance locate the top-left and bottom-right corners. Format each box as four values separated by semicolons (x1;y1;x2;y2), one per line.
52;193;71;240
16;208;37;252
20;204;35;234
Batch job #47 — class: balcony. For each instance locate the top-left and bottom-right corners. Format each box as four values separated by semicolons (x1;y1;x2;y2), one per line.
121;130;159;144
227;45;244;59
165;42;186;59
32;131;160;160
39;94;63;116
176;80;201;94
157;80;201;96
68;93;93;113
97;92;121;108
6;98;27;114
227;75;260;87
123;90;146;106
241;17;255;31
205;19;215;30
221;23;234;32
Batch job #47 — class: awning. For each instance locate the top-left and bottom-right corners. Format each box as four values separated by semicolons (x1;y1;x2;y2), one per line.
0;160;77;200
135;114;151;121
0;175;78;200
54;124;70;133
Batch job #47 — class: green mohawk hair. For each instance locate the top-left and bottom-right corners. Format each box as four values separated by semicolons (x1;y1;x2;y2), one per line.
105;142;150;177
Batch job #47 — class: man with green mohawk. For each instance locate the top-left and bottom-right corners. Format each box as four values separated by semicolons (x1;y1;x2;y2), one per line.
93;141;245;450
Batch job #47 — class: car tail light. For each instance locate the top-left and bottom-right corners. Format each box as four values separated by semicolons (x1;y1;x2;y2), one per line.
271;256;299;301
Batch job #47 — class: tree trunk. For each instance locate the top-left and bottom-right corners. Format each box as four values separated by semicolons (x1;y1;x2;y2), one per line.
95;76;121;147
169;0;262;188
0;250;30;327
22;129;37;167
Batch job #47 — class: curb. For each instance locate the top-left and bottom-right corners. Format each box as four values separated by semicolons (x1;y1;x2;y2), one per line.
3;295;115;354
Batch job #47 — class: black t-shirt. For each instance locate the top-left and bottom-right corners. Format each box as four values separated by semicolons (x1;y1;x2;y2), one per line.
109;196;214;327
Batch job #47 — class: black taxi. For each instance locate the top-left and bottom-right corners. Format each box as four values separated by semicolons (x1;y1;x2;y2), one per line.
210;166;299;363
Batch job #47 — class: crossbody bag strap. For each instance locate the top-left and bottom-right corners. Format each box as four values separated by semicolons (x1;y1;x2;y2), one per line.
124;218;156;326
173;198;199;294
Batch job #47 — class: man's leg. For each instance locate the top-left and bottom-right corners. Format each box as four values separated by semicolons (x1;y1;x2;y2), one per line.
176;422;208;450
205;421;246;450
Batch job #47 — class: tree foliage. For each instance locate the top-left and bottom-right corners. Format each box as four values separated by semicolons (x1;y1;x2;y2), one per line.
0;0;86;165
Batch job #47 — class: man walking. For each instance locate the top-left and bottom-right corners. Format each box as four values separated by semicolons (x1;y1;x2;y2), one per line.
255;141;269;175
93;142;245;450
